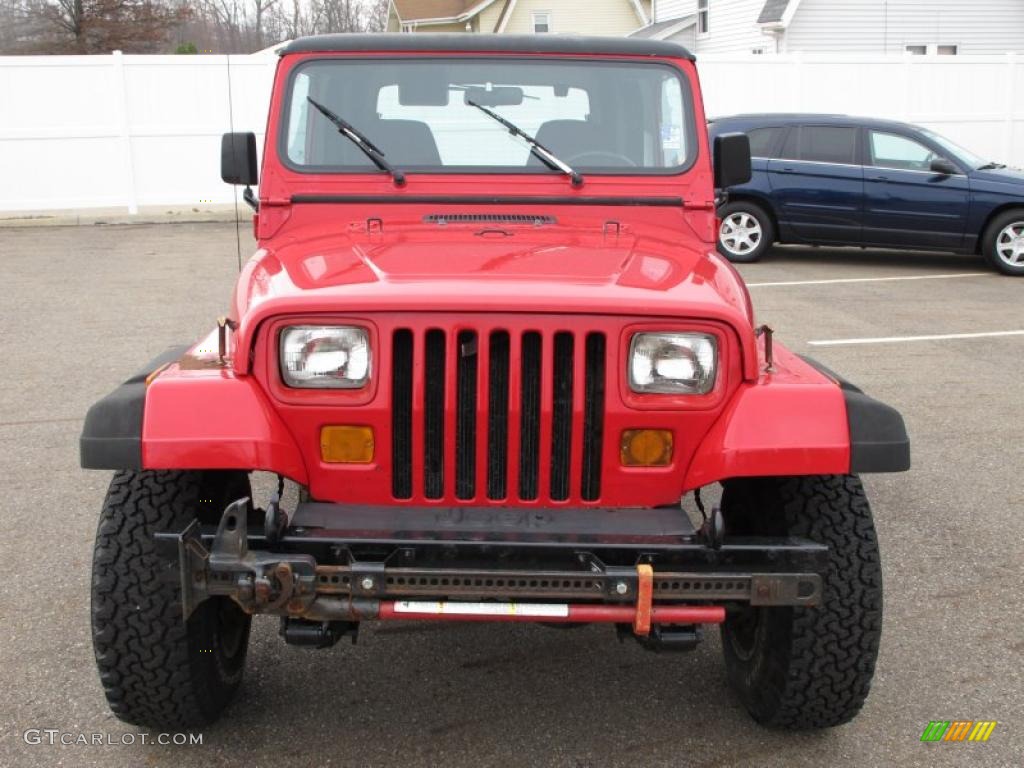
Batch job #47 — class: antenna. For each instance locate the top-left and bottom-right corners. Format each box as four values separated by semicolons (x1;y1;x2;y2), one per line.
226;53;243;272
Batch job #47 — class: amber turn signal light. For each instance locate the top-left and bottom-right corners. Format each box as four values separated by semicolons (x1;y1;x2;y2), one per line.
620;429;673;467
320;425;374;464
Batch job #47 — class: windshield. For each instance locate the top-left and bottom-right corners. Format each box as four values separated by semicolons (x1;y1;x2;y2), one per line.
282;58;696;174
919;128;988;169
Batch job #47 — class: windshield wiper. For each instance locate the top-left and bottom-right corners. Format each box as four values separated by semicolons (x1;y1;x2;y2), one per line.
466;99;583;188
977;161;1007;170
307;97;405;186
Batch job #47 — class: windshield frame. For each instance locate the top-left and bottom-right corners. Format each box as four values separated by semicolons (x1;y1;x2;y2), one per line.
277;55;699;178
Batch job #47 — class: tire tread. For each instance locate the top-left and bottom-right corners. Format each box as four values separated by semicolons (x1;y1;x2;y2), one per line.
721;475;882;729
91;470;249;729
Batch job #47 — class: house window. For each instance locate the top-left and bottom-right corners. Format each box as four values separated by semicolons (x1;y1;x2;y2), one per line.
698;0;709;35
532;11;551;33
751;46;766;55
906;43;959;56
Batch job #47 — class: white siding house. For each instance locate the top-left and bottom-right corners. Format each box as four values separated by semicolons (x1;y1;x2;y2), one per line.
388;0;652;36
633;0;1024;55
498;0;648;36
782;0;1024;55
636;0;771;51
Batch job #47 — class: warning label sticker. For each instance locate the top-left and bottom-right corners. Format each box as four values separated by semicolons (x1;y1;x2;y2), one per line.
393;601;570;618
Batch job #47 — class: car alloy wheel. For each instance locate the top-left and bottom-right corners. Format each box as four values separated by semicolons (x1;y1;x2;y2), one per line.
719;212;763;257
995;221;1024;267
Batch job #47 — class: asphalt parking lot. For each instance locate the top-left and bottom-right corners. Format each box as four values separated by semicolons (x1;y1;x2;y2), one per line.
0;222;1021;767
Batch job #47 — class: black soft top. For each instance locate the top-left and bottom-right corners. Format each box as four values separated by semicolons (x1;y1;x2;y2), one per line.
280;33;695;61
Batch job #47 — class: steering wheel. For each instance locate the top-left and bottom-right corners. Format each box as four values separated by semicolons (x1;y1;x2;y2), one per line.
566;150;638;167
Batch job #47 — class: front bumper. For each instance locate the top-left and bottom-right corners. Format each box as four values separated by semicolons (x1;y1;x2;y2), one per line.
157;498;828;637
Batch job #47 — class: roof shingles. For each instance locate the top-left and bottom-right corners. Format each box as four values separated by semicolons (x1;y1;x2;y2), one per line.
392;0;483;22
757;0;791;24
629;16;696;40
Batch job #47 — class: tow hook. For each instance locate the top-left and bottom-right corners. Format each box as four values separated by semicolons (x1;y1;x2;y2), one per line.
622;623;704;653
280;618;358;648
169;497;317;620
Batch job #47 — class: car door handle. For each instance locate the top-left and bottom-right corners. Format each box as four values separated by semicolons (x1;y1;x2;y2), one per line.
775;166;796;174
868;174;890;181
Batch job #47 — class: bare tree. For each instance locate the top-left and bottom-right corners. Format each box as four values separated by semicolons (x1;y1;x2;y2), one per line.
251;0;276;45
270;0;319;40
0;0;390;54
363;0;387;32
276;0;387;38
27;0;186;53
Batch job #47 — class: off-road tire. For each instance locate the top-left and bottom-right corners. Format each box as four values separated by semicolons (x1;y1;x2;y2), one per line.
91;470;252;729
719;475;882;729
980;209;1024;276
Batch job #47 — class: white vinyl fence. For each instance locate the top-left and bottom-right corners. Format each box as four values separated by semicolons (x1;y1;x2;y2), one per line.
0;51;1021;214
0;52;275;213
698;53;1024;165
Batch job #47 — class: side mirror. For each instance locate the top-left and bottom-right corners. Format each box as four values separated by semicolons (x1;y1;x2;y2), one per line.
930;157;959;176
714;133;752;189
221;132;258;186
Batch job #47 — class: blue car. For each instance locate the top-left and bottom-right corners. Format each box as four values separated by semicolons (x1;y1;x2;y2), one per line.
708;114;1024;276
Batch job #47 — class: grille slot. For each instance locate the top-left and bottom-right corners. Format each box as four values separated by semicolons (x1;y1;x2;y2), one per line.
424;213;555;226
455;331;478;500
423;330;446;499
390;327;605;503
581;333;606;501
391;330;413;499
518;332;542;501
550;332;574;501
487;331;510;500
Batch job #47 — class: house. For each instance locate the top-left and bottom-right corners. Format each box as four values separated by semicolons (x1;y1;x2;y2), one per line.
631;0;1024;55
386;0;653;37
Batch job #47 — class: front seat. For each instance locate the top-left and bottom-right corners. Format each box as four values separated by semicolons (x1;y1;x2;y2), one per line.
371;119;442;166
312;117;442;168
530;119;635;167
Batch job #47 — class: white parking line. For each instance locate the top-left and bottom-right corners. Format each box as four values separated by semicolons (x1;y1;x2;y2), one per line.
747;272;990;287
808;330;1024;346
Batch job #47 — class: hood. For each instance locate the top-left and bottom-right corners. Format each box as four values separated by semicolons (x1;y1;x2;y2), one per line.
970;165;1024;190
231;208;757;375
262;220;703;289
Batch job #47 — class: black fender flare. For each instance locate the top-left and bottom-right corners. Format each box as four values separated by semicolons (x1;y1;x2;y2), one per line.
800;355;911;473
80;345;190;470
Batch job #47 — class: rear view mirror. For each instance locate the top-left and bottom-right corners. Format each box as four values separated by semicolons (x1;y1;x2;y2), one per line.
713;133;752;189
221;132;258;186
463;86;524;107
930;157;958;175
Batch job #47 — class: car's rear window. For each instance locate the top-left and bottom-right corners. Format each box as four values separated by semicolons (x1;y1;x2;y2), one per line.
778;125;860;164
746;126;784;158
780;126;858;164
281;58;697;175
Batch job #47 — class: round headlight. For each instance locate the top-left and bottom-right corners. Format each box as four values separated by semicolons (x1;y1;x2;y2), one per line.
280;326;370;388
629;332;717;394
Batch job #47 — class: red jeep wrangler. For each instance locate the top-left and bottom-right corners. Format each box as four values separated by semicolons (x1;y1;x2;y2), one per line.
81;34;909;731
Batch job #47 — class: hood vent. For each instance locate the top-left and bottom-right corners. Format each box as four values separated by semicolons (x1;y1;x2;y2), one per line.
424;213;555;227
